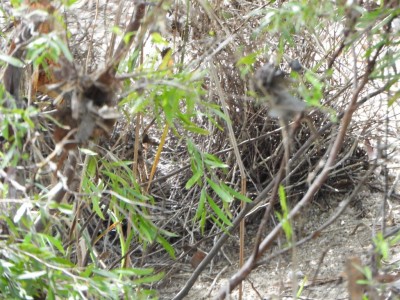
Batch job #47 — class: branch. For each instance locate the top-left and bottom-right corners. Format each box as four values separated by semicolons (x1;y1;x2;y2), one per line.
109;2;146;74
214;48;382;300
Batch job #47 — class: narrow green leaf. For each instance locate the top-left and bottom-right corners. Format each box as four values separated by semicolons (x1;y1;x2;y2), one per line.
50;257;75;267
0;54;24;67
40;233;65;255
13;203;29;223
204;153;228;168
207;178;234;203
151;32;168;45
278;185;288;213
53;36;73;62
93;269;119;279
388;90;400;107
92;195;105;220
80;264;94;277
185;170;202;189
17;270;47;280
296;275;307;298
221;183;252;203
157;227;178;238
282;218;292;241
195;188;207;220
132;272;164;285
81;148;98;156
183;124;210;135
52;203;73;215
157;235;175;258
200;209;207;234
139;220;154;242
114;268;154;276
206;195;232;226
236;51;259;66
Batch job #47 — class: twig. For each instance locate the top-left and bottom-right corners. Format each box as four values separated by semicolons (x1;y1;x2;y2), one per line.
209;62;248;300
171;109;337;300
255;161;376;267
110;2;146;72
34;151;78;232
214;41;380;299
206;266;229;298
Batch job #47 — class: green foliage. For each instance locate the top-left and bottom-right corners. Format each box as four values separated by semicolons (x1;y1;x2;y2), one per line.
186;140;251;233
236;51;262;77
0;53;24;67
0;193;164;299
296;275;307;298
276;185;292;244
121;68;211;136
10;0;22;7
373;232;390;261
0;4;183;298
26;32;73;69
302;71;323;107
0;234;160;299
61;0;79;7
2;0;399;298
252;1;334;43
0;90;36;170
89;157;177;259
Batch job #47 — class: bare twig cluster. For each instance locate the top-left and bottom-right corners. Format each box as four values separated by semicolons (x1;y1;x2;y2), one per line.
1;0;399;299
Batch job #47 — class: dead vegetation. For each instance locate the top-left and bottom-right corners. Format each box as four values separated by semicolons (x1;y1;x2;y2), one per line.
1;0;400;299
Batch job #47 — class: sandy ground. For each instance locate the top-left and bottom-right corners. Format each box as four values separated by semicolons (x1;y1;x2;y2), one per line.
159;183;400;300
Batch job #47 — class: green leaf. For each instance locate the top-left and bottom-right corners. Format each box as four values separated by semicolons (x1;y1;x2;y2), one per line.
207;178;234;203
0;54;24;67
102;170;129;187
123;31;135;45
114;268;154;276
63;0;79;6
296;275;307;298
80;264;94;277
278;185;288;213
221;183;252;203
236;51;260;66
53;36;73;62
388;90;400;107
206;195;232;226
183;124;210;135
111;26;123;36
157;235;175;258
50;257;75;267
199;209;207;234
282;218;292;242
195;188;207;220
17;270;47;280
212;107;230;124
81;148;98;156
204;153;228;169
93;268;119;279
278;185;292;241
51;202;73;215
86;156;97;178
138;219;154;242
185;170;202;189
94;196;105;220
151;32;169;45
40;233;65;255
13;203;29;223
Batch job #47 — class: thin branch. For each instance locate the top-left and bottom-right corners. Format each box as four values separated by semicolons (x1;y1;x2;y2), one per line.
214;41;383;299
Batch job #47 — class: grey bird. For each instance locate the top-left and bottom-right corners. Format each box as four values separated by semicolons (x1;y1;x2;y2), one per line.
253;63;306;120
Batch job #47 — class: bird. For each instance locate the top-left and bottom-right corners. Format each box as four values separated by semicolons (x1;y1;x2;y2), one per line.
253;63;306;120
289;59;303;73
